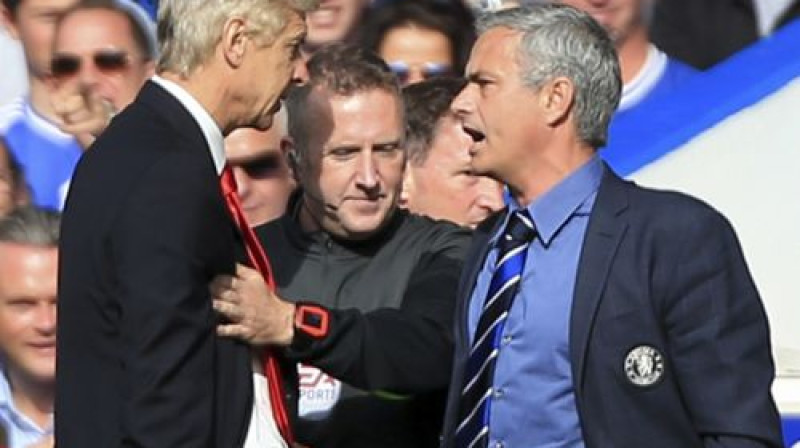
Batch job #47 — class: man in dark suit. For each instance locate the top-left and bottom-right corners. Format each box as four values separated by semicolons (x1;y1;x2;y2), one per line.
440;4;783;448
55;0;318;446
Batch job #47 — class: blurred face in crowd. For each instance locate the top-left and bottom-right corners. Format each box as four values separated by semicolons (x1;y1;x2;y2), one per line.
51;8;154;111
1;0;78;78
304;0;369;50
378;24;454;86
225;122;296;226
402;113;504;228
295;87;405;240
452;27;543;183
242;10;308;131
558;0;648;43
0;242;58;386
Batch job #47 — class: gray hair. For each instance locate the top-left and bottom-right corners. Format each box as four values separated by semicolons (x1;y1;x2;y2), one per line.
478;4;621;147
0;206;61;247
157;0;319;77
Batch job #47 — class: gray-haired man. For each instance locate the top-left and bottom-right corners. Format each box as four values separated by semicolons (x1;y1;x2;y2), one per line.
441;4;782;447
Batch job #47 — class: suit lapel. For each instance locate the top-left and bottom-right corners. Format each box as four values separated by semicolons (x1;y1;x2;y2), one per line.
570;168;629;391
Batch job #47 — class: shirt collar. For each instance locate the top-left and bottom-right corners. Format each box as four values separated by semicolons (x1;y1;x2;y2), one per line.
0;365;53;434
0;363;11;410
504;156;604;246
150;75;225;174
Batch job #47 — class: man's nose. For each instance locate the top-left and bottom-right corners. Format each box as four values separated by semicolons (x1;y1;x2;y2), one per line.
292;57;309;84
355;151;379;191
476;177;505;213
35;303;57;335
451;83;476;116
232;166;251;198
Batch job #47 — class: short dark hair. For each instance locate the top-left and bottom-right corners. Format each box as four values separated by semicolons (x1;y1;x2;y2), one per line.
55;0;157;60
0;206;60;247
286;43;402;162
402;76;466;166
362;0;476;77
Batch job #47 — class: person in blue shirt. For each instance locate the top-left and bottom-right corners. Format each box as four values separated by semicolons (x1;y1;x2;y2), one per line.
556;0;698;159
440;4;782;447
0;207;60;448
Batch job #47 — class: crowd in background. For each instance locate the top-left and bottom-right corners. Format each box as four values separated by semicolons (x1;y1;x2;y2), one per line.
0;0;797;447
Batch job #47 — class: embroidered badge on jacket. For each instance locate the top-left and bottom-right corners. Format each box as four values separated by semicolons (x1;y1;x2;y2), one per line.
624;345;665;386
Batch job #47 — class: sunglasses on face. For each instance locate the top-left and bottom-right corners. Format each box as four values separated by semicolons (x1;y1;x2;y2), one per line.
387;61;453;85
50;50;131;79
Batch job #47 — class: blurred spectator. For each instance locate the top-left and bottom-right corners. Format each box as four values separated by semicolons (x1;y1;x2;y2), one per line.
50;1;156;146
400;77;503;228
649;0;759;70
224;108;295;226
0;0;155;211
362;0;475;85
304;0;371;53
558;0;697;113
0;0;80;211
0;138;28;217
0;206;60;448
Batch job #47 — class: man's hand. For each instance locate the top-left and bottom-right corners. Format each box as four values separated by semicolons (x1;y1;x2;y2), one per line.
51;83;115;150
210;264;295;346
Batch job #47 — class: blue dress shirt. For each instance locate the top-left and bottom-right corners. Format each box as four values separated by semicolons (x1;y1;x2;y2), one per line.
467;156;604;448
0;367;53;448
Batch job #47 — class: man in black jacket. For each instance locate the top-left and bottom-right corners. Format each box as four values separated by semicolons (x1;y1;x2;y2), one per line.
55;0;317;446
210;43;472;448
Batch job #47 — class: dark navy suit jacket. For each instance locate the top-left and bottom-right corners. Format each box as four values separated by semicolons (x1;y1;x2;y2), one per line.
57;81;253;447
441;166;783;447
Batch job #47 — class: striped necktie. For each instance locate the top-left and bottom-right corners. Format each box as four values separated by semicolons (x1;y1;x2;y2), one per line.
455;209;536;448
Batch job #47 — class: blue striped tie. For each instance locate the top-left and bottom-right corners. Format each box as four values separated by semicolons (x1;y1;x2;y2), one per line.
455;209;536;448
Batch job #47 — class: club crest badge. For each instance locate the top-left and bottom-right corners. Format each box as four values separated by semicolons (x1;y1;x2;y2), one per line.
624;345;665;387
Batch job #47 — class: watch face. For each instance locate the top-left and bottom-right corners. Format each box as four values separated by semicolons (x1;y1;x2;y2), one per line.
297;304;329;338
302;309;324;328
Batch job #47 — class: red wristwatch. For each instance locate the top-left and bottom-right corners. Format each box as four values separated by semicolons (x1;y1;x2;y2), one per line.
294;302;330;339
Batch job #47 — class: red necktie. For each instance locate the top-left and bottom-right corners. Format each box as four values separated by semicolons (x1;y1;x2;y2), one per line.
220;166;294;444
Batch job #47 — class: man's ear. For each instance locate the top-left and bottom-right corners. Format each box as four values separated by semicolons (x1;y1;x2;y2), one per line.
539;76;575;127
398;162;414;209
220;17;249;69
281;136;300;183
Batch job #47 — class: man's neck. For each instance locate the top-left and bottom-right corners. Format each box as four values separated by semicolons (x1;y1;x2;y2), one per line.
27;76;60;124
616;28;651;85
508;139;595;208
6;368;54;430
159;70;231;134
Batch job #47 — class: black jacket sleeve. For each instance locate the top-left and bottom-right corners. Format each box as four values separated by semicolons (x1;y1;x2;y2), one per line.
284;236;469;395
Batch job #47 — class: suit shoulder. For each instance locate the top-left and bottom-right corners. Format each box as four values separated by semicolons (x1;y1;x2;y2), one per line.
623;181;734;235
